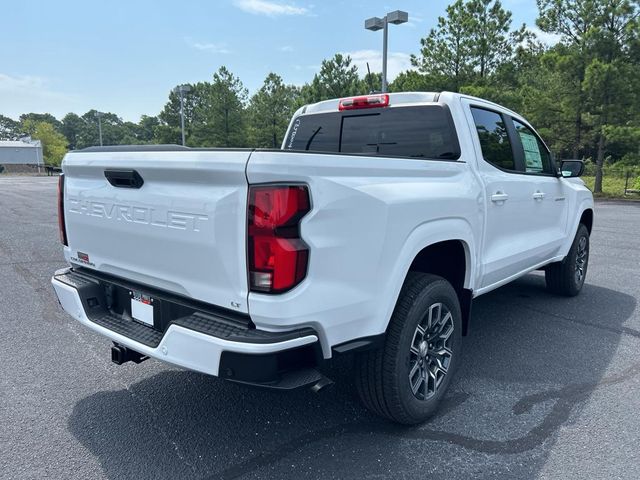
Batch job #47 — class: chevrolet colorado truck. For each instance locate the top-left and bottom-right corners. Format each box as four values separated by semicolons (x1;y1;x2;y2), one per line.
51;92;593;424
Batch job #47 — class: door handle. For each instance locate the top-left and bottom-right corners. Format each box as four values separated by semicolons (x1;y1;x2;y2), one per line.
490;192;509;203
532;191;546;201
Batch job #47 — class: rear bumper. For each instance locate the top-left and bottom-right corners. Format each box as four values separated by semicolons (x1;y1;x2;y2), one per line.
51;268;322;387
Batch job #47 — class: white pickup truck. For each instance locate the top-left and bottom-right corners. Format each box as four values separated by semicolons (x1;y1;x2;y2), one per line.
52;92;593;424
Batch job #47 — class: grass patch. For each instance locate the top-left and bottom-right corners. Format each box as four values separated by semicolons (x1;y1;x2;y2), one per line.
581;176;640;199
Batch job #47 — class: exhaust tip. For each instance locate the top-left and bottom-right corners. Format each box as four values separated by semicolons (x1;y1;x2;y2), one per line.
310;376;334;394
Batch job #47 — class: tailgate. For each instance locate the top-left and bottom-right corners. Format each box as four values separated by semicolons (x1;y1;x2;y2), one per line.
62;149;251;313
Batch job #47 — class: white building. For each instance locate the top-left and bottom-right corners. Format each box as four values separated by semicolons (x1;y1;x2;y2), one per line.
0;139;44;166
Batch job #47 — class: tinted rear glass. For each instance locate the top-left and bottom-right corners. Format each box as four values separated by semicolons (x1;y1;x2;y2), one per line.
285;105;460;160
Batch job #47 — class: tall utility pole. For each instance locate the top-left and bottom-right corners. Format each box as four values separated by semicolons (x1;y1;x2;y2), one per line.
96;111;104;146
364;10;409;92
173;85;191;146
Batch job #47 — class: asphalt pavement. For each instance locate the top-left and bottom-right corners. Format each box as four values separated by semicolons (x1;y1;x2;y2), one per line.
1;175;639;479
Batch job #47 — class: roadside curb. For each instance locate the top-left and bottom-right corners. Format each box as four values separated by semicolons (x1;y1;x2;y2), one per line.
594;197;640;204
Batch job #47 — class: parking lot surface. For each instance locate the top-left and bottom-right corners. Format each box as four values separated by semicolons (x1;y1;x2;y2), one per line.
1;175;639;479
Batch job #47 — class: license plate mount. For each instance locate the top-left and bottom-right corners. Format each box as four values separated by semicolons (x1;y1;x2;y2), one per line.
130;291;155;328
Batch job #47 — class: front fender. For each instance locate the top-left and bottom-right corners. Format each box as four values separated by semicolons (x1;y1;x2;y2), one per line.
560;197;595;258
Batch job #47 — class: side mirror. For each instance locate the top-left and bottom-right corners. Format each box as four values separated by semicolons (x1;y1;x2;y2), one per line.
559;160;584;178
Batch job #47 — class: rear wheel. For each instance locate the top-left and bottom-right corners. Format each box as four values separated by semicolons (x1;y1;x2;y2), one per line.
545;223;590;296
355;273;462;424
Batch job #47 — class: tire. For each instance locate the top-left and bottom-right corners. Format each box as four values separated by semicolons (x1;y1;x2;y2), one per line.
545;223;590;297
355;273;462;424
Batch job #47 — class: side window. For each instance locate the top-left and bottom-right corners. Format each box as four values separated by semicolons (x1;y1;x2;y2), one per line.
512;119;553;174
470;107;515;171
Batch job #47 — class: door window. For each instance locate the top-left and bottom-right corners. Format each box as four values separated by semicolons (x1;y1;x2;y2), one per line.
512;119;553;174
470;107;515;171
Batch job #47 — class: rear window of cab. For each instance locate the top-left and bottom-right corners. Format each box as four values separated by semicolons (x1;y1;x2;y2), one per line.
285;105;461;161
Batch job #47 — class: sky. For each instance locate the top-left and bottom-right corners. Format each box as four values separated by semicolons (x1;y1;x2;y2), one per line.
0;0;551;122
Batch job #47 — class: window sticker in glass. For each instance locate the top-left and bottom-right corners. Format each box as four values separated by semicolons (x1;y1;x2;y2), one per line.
519;131;543;173
512;119;553;174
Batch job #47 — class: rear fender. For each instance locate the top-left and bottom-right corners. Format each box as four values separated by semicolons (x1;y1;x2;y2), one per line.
380;218;476;334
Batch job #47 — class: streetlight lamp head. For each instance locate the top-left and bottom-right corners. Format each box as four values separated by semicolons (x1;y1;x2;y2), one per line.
365;17;384;31
387;10;408;25
364;9;409;93
173;84;192;94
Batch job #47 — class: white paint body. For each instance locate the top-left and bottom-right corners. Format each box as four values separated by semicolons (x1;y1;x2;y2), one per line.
52;92;593;373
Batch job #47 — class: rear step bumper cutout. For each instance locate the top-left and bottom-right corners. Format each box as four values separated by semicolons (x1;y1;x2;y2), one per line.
51;268;322;387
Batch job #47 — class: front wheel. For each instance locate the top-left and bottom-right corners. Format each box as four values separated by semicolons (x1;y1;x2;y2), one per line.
545;223;590;296
355;273;462;424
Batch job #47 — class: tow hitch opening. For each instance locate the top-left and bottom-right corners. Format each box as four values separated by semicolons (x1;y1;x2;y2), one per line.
111;343;148;365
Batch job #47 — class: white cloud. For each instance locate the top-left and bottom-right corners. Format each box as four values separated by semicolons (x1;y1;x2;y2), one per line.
293;64;320;71
185;37;230;54
0;73;47;92
279;45;294;52
0;73;80;119
343;50;412;80
526;25;562;46
233;0;308;17
406;14;424;28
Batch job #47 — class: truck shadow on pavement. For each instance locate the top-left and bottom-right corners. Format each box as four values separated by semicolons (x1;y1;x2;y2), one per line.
68;274;638;479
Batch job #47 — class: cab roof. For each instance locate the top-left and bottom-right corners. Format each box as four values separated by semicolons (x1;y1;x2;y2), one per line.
296;91;521;120
300;92;439;116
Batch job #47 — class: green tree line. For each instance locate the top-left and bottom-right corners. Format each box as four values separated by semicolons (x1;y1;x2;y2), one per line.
1;0;638;193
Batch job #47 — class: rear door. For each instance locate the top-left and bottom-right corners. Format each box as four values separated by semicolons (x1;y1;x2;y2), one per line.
62;148;251;313
465;105;536;288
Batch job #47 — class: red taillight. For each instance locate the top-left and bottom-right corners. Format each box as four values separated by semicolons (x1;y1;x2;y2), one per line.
57;174;68;246
248;185;310;293
338;94;389;111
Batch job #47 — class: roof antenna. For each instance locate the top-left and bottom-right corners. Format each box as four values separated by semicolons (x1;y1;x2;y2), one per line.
366;62;375;94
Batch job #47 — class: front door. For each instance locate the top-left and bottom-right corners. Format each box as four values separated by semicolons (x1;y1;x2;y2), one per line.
509;118;569;259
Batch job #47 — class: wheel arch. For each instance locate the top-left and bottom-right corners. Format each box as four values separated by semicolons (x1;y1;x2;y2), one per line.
383;218;477;338
580;208;593;234
407;240;473;336
560;200;595;257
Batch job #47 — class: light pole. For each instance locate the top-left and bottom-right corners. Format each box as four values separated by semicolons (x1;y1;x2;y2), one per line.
173;85;191;146
96;111;104;146
365;10;408;93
